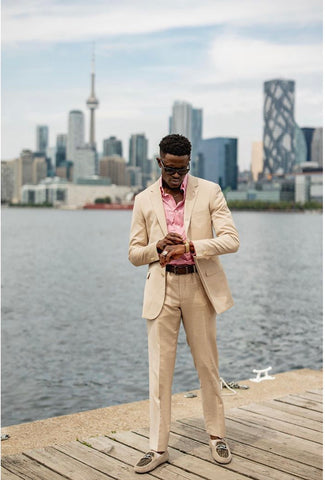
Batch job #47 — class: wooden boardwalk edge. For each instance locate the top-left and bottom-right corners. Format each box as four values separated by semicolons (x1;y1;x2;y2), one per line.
2;389;323;480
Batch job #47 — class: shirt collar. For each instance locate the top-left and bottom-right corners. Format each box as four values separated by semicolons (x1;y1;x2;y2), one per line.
159;174;188;196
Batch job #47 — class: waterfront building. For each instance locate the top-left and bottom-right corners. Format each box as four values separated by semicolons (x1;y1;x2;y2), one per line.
294;124;307;167
311;127;323;167
263;79;295;175
56;164;73;182
126;166;142;187
197;137;238;190
128;133;148;187
36;125;49;154
73;146;96;183
1;160;16;203
45;147;57;176
56;134;67;168
301;128;315;162
67;110;85;163
103;136;123;157
226;178;295;203
151;153;161;182
251;141;263;181
33;155;47;184
295;169;323;203
20;149;34;185
21;177;133;208
100;156;128;185
86;51;99;150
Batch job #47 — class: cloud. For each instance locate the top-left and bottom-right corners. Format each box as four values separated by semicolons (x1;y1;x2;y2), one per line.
3;0;322;46
208;34;322;84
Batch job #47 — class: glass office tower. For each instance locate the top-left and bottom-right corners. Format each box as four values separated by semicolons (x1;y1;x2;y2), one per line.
197;137;238;190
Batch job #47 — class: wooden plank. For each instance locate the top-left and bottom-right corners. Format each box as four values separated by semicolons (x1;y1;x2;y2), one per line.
290;393;323;404
275;395;322;413
263;399;322;422
24;446;116;480
176;418;322;478
174;419;322;480
306;389;323;396
106;431;249;480
1;468;25;480
239;403;323;432
228;407;322;443
226;418;322;469
54;440;157;480
98;433;206;480
1;453;66;480
166;429;304;480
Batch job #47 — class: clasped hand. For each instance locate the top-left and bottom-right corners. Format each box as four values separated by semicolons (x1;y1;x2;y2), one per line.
157;233;185;267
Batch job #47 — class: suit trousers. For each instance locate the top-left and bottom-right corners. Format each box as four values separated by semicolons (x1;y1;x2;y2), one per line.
147;270;226;451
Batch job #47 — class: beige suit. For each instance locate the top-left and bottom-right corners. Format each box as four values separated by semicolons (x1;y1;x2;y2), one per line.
129;174;239;451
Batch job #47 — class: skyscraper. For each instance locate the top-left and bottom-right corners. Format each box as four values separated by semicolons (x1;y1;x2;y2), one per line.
169;101;202;174
67;110;85;163
36;125;49;154
1;160;16;203
86;51;99;149
170;101;193;139
56;134;67;168
301;128;315;162
311;127;323;167
263;79;295;175
294;124;307;166
100;156;127;185
251;141;263;181
73;147;96;182
103;136;123;157
197;137;238;190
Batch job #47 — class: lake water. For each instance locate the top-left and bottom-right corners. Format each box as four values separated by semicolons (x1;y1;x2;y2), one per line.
1;208;323;426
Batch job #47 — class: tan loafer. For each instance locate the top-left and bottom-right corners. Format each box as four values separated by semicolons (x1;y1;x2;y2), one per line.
134;450;169;473
209;438;232;464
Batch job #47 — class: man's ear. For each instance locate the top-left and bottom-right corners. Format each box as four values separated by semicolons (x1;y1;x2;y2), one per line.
156;157;162;168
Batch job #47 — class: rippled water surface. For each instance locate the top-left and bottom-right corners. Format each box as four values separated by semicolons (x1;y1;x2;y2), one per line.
2;208;322;426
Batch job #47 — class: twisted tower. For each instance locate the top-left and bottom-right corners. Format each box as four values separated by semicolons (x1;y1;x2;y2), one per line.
263;79;295;175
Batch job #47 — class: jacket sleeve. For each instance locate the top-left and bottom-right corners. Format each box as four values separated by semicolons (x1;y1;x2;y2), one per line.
192;184;239;258
128;194;160;267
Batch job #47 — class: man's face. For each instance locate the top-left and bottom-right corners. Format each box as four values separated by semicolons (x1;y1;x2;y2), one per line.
157;153;190;190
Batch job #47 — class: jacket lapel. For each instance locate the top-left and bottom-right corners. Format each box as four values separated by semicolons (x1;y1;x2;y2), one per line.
184;175;199;235
149;179;168;236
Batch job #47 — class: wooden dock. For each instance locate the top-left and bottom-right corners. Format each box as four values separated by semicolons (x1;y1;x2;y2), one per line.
2;389;322;480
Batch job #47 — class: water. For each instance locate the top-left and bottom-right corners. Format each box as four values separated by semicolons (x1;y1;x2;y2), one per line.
1;208;322;426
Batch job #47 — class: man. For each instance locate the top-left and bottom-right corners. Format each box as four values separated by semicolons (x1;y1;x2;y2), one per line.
129;134;239;474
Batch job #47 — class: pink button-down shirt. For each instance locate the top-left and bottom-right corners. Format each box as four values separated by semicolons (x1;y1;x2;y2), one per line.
159;175;195;265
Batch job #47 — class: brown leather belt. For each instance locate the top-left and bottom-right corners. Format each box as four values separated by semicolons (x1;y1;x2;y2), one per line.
166;264;197;275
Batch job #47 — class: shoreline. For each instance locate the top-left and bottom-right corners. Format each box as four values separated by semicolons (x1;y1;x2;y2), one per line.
1;368;322;457
2;205;323;213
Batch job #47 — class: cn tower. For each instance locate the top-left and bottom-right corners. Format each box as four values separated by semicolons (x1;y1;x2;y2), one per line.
86;48;99;149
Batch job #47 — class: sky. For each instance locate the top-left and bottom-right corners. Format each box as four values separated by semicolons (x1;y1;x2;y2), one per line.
2;0;323;170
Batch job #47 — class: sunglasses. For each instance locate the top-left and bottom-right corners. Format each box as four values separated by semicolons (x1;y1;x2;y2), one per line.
159;158;190;176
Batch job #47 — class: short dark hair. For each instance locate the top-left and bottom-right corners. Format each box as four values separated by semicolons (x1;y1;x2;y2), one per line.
159;134;191;157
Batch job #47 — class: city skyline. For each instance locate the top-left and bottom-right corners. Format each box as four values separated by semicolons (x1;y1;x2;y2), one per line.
2;0;322;170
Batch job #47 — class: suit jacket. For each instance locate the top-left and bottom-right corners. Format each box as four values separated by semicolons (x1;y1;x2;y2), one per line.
128;175;240;319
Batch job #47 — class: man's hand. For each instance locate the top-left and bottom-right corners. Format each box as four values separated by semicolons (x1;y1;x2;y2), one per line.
156;233;184;253
159;244;186;267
